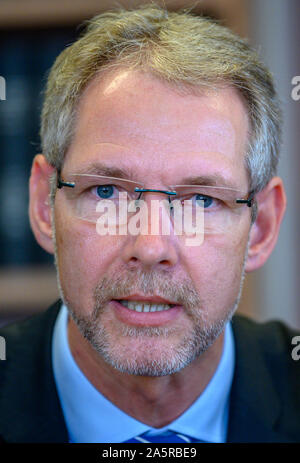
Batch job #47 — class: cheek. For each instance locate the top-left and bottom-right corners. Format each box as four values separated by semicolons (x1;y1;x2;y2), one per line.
55;215;121;311
183;231;248;310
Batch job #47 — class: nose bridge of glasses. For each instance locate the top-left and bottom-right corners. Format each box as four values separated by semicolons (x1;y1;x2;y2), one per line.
134;187;176;203
130;188;178;237
132;189;177;230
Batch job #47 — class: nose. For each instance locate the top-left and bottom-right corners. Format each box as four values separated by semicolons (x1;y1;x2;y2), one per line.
121;233;179;269
120;192;179;269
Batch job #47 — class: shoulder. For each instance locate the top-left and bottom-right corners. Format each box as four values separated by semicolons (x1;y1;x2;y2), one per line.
231;314;300;383
229;314;300;442
0;299;62;385
0;299;62;383
231;314;300;358
0;300;68;442
0;300;62;354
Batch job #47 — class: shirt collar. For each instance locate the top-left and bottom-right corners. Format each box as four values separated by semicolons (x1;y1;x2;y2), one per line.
52;304;235;443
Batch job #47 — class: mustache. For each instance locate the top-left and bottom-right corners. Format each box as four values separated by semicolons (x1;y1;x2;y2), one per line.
93;268;202;313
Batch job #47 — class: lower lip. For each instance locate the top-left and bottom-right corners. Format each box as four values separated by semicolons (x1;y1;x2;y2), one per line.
111;300;183;326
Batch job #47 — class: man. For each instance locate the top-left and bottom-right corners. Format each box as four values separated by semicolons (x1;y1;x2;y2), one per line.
0;5;299;443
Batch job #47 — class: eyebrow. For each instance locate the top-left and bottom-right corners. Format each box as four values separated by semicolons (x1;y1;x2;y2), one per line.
172;175;239;190
73;162;136;181
72;163;239;190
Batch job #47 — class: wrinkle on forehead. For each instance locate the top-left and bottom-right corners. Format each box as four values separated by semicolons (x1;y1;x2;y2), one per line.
77;102;240;157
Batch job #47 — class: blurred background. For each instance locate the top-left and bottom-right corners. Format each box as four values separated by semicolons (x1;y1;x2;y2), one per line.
0;0;299;328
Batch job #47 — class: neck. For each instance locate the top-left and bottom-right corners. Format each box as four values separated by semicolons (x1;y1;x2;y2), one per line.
68;316;225;428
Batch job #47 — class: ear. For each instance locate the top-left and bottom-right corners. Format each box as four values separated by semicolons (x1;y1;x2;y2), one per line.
29;154;56;254
245;176;286;272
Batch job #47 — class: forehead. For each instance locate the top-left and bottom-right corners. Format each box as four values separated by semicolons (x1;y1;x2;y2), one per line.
64;68;250;186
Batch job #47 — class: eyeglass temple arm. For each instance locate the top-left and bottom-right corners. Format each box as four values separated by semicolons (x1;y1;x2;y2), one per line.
236;191;255;207
57;170;75;189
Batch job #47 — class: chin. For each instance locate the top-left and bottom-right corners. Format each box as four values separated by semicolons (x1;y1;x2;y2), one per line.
86;322;223;377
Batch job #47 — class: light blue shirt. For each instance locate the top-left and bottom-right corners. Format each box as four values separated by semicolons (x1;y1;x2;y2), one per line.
52;304;235;443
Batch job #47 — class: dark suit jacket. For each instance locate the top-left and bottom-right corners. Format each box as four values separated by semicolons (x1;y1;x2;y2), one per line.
0;299;300;443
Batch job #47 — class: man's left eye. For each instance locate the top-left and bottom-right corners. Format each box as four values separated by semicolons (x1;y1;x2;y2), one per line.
195;194;214;208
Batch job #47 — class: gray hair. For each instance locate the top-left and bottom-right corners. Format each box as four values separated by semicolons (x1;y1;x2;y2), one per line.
41;3;282;198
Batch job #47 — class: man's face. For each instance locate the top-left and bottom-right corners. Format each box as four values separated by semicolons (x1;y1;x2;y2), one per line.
53;69;251;376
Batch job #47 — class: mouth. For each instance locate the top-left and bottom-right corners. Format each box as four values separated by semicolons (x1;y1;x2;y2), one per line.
111;296;182;326
116;300;176;313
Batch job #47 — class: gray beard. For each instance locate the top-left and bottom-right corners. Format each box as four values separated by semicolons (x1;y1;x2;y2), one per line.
64;266;245;377
69;307;235;377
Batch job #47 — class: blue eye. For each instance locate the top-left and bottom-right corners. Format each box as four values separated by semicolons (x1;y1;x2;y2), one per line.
96;185;115;199
195;194;214;208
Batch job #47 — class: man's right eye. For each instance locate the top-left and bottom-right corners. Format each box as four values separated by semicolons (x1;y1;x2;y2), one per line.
94;185;116;199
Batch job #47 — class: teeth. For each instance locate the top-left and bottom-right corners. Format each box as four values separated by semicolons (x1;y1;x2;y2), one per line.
120;300;174;312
